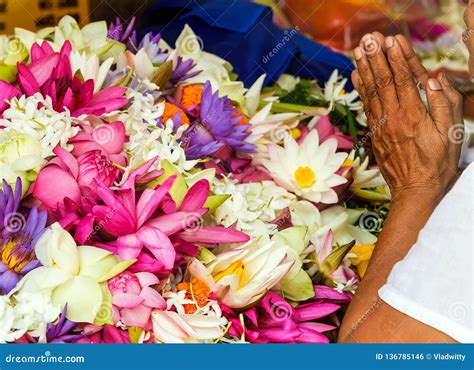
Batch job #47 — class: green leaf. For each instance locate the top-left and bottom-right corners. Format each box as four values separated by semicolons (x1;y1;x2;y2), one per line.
147;159;188;207
204;194;230;214
277;269;314;301
271;226;307;254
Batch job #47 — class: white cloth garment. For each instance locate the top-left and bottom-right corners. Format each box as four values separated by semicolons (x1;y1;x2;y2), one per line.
379;163;474;343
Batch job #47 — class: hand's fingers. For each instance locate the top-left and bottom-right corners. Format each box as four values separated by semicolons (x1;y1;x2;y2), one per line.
438;73;463;124
464;1;474;30
352;69;376;131
426;78;454;131
353;46;383;120
360;33;399;108
384;36;425;108
394;34;430;89
461;30;474;78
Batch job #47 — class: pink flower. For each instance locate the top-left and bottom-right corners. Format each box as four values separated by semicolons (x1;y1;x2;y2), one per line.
75;325;131;344
70;119;128;164
0;80;20;113
305;115;353;150
223;287;350;343
8;41;127;116
77;158;249;274
108;271;166;329
32;146;121;209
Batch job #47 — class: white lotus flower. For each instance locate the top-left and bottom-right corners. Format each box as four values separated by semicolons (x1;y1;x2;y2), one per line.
188;239;293;308
324;70;360;111
15;15;109;54
70;51;114;93
0;129;44;191
261;129;348;204
17;223;134;323
152;309;226;343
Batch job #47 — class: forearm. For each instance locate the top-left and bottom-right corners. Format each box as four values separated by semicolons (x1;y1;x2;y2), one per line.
339;190;442;342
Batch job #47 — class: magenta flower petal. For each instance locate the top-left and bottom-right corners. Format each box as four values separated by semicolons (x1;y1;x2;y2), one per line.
116;233;143;260
294;302;340;321
180;179;210;211
136;227;175;271
179;226;250;244
0;81;20;112
314;285;351;301
136;175;176;228
33;166;81;208
146;210;206;235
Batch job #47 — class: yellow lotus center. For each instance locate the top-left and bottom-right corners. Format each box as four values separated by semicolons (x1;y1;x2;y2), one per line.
290;128;301;140
1;238;33;272
213;260;246;289
294;166;316;188
339;88;346;96
342;158;354;167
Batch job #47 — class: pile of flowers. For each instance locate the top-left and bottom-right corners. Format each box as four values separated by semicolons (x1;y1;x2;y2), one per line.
0;16;390;344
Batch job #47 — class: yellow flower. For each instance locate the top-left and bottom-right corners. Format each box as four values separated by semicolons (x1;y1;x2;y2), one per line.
349;244;375;278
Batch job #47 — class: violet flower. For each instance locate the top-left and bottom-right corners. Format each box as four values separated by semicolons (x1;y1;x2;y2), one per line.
0;178;47;293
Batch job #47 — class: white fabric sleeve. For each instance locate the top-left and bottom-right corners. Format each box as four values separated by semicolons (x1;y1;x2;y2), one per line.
379;163;474;343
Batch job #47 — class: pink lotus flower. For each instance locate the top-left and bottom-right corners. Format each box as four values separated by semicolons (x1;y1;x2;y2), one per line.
223;287;350;343
70;119;128;164
32;146;121;209
304;115;353;150
8;41;127;116
108;271;166;329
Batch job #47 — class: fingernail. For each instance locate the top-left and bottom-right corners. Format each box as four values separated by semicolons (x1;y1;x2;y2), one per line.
354;47;363;60
428;78;442;91
385;37;394;48
438;73;449;86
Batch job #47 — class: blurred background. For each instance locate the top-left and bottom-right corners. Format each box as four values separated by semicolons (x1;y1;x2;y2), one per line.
0;0;472;115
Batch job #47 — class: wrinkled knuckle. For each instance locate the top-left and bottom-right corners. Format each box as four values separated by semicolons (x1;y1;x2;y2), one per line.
375;74;394;89
394;70;413;87
432;99;451;110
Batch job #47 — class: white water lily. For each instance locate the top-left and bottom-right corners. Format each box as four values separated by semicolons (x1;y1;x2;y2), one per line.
188;239;293;308
290;201;377;246
173;25;245;104
212;178;296;238
15;15;109;55
261;129;348;204
17;223;134;323
316;205;378;246
70;51;114;93
272;226;315;301
0;129;44;190
324;70;360;111
348;154;391;201
152;309;226;343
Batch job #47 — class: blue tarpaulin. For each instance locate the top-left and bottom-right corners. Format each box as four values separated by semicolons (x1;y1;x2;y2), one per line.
139;0;354;88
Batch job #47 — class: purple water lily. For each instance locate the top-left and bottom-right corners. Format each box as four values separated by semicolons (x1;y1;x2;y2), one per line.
183;81;255;159
0;178;47;294
108;16;136;43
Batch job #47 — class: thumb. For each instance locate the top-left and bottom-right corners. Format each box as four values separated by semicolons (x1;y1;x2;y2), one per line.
426;78;453;130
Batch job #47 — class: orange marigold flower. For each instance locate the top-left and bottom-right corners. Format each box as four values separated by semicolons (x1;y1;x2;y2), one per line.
232;106;250;125
162;101;190;125
176;278;211;314
180;84;204;109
